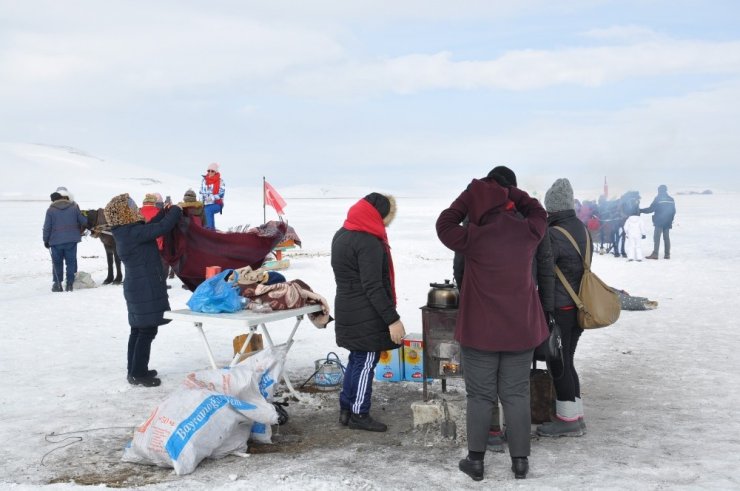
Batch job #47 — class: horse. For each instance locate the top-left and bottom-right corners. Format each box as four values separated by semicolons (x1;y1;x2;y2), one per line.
81;208;123;284
593;191;641;256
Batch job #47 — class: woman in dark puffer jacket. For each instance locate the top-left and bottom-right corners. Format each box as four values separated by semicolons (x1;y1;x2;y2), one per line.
105;193;182;387
331;193;405;432
537;178;587;437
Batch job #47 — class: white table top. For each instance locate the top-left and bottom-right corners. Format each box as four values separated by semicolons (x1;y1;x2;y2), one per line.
164;304;322;327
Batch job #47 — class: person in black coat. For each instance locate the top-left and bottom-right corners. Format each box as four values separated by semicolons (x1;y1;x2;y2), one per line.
104;193;182;387
640;184;676;259
537;178;587;438
331;192;405;432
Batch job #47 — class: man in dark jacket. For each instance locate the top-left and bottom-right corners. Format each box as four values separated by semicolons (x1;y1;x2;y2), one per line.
537;178;587;438
332;192;405;432
43;191;87;292
437;179;548;481
640;184;676;259
105;193;182;387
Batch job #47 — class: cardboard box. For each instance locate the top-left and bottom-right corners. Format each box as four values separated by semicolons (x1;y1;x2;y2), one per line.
232;333;264;363
403;332;426;382
375;348;403;382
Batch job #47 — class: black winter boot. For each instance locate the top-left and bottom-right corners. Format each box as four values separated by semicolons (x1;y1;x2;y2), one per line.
127;370;157;383
511;457;529;479
52;282;63;292
65;282;73;292
339;408;350;426
458;457;484;481
128;374;161;387
348;413;387;432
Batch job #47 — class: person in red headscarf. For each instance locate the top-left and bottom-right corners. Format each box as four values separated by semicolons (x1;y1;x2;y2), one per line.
331;192;405;433
199;162;225;229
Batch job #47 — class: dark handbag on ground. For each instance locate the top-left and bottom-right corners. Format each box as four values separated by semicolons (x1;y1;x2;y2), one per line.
552;226;621;329
530;363;555;424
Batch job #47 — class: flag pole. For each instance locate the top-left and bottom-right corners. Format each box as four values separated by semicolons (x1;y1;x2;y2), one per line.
263;176;266;224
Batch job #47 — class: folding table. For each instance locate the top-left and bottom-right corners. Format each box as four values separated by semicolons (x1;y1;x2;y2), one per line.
163;305;322;399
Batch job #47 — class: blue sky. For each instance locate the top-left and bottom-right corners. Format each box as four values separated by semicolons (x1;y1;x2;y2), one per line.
1;0;739;195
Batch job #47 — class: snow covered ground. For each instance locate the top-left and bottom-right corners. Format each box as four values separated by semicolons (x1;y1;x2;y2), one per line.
1;145;739;490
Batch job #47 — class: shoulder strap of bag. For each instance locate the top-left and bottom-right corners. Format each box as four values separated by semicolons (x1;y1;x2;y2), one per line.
552;225;592;269
551;225;588;310
554;265;584;310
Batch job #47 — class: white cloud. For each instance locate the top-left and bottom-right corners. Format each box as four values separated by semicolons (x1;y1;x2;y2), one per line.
580;25;667;43
283;39;740;97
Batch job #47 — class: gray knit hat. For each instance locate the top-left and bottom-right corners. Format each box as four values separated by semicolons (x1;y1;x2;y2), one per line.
544;178;575;213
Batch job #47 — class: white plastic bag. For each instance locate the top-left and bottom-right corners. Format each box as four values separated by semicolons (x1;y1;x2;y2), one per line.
73;271;96;289
122;368;277;475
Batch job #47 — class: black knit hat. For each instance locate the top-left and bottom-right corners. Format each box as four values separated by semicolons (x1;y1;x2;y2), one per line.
487;165;518;187
364;192;391;218
50;192;62;202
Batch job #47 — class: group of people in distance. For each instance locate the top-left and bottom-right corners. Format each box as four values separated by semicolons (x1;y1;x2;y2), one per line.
42;163;227;387
578;185;676;262
330;167;673;482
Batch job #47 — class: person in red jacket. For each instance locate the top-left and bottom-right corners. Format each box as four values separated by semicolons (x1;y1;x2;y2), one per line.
436;178;548;481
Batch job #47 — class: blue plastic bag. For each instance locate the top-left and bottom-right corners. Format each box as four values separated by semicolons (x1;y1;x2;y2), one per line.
187;269;243;313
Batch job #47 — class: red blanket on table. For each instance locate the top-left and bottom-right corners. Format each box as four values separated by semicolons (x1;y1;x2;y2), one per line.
161;216;286;291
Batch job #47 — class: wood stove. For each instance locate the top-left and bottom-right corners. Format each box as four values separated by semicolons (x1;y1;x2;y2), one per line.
421;306;463;401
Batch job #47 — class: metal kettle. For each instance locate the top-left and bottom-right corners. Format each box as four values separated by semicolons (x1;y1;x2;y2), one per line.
427;279;459;309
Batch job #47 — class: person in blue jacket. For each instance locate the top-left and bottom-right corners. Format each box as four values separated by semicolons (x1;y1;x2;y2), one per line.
641;184;676;259
43;191;87;292
104;193;182;387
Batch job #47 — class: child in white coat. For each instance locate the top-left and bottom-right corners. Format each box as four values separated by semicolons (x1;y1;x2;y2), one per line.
623;212;647;261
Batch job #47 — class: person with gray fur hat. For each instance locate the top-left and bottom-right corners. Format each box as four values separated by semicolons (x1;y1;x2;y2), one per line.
105;193;182;387
537;177;588;438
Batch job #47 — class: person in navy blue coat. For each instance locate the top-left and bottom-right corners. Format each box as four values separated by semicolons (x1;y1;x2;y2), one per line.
104;193;182;387
43;191;87;292
640;184;676;259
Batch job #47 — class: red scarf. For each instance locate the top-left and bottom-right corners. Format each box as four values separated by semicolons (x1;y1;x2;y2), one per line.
343;198;396;305
204;172;221;196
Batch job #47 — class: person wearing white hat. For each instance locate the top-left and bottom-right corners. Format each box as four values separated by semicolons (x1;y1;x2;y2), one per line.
199;163;225;229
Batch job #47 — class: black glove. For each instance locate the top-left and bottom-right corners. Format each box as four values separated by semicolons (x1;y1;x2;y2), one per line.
642;235;646;239
44;241;50;249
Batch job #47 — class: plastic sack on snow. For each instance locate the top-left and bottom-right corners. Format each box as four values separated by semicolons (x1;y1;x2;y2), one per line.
236;344;289;443
186;268;242;313
73;271;96;289
122;369;277;475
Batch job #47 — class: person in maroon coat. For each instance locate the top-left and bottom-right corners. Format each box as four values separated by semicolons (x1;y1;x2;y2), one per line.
436;178;549;481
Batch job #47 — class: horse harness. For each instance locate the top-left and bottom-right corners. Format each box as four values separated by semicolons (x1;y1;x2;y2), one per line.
83;209;113;237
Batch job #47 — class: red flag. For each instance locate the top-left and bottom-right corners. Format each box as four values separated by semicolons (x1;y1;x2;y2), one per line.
603;176;609;199
264;180;287;215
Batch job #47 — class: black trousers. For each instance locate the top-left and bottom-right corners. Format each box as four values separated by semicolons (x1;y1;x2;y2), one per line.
127;326;158;377
550;309;583;401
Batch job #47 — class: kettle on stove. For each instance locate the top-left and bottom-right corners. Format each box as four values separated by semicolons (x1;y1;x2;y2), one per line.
427;279;459;309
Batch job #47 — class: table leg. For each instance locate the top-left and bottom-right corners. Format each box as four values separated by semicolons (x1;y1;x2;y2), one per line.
228;326;257;368
260;323;274;347
263;316;305;400
195;322;219;369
